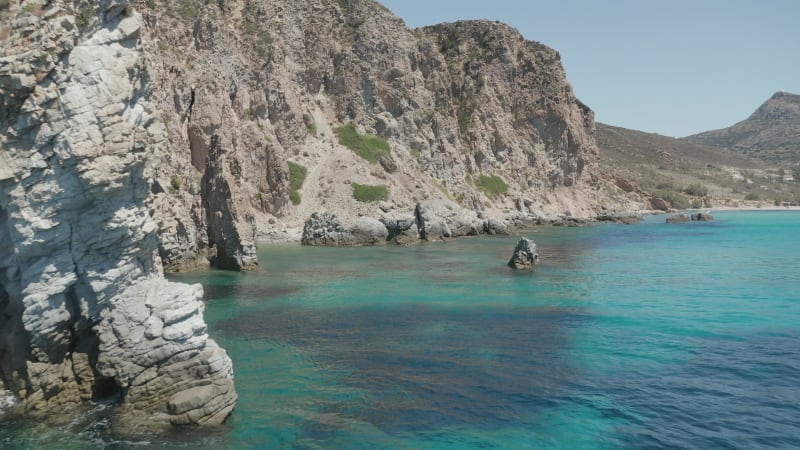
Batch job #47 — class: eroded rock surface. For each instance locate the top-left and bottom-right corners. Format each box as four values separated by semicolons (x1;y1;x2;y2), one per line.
508;237;539;269
0;1;235;427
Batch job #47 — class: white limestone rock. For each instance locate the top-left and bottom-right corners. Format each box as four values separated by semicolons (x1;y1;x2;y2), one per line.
0;0;235;427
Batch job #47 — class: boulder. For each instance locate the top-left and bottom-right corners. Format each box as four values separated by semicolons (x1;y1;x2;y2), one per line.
350;217;390;244
379;156;398;174
302;213;389;246
301;212;350;246
508;237;539;269
666;213;690;224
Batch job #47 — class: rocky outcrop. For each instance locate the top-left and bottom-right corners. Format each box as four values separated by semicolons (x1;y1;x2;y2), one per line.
508;237;539;269
128;0;649;269
301;212;387;246
0;1;234;427
691;212;714;222
666;213;691;224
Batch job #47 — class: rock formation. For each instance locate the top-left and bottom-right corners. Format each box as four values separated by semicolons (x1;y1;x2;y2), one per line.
691;212;714;222
128;0;648;264
0;1;235;426
508;237;539;269
666;213;691;224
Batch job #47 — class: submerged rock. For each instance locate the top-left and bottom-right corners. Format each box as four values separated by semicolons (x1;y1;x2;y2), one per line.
508;237;539;269
666;213;691;224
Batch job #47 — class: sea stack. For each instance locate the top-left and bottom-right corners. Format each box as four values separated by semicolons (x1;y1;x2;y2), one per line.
508;237;539;269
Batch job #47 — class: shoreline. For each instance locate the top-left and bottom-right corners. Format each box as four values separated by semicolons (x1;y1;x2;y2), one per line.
253;205;800;247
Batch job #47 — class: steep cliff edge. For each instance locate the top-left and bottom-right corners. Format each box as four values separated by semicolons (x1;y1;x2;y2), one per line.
138;0;645;267
0;0;235;426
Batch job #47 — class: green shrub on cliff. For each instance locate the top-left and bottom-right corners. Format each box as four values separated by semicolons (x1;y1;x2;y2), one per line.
352;183;389;202
475;175;508;197
335;124;390;163
287;161;307;205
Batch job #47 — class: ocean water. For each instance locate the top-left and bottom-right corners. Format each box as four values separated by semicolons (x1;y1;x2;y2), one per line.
2;210;799;449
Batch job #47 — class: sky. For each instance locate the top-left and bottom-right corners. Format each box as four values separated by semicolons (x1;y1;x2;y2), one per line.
378;0;800;137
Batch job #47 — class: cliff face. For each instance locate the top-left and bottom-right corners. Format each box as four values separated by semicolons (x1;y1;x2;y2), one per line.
685;92;800;164
0;0;235;426
0;0;644;428
138;0;643;268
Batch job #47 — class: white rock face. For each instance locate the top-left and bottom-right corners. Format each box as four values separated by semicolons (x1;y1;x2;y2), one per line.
0;1;235;426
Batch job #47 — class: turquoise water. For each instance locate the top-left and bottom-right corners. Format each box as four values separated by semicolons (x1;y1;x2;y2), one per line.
2;211;800;448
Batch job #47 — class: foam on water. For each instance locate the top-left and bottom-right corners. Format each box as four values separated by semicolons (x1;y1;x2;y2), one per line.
0;390;15;414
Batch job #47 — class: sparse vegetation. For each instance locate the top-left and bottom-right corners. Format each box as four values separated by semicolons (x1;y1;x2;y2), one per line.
169;175;182;194
683;183;709;197
744;191;761;201
287;161;307;205
457;109;472;134
410;148;422;159
475;175;508;197
352;183;389;202
335;124;391;163
22;2;44;15
289;190;301;205
75;6;94;29
654;189;689;210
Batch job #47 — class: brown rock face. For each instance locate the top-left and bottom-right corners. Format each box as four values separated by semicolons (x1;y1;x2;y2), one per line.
135;0;641;267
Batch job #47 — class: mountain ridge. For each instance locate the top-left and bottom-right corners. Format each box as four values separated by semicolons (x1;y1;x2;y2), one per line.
684;91;800;164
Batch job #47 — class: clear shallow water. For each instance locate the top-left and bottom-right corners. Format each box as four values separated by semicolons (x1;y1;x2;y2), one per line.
3;211;800;449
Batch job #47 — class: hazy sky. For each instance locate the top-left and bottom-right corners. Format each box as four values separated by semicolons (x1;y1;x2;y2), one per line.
378;0;800;137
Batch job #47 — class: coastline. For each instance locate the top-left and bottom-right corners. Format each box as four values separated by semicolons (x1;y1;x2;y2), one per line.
253;205;800;248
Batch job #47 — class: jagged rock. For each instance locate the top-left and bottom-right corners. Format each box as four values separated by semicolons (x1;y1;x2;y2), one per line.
596;213;642;224
691;212;715;222
96;279;236;426
485;218;511;235
0;1;235;427
301;212;350;246
552;217;589;227
301;212;387;246
666;213;691;224
508;237;539;269
381;214;418;244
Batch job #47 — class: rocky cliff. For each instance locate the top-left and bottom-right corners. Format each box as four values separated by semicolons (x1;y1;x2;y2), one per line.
0;0;235;426
136;0;645;267
0;0;646;429
685;92;800;164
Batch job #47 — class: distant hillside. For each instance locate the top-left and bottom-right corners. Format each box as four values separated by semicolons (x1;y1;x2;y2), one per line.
596;122;800;208
684;92;800;164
